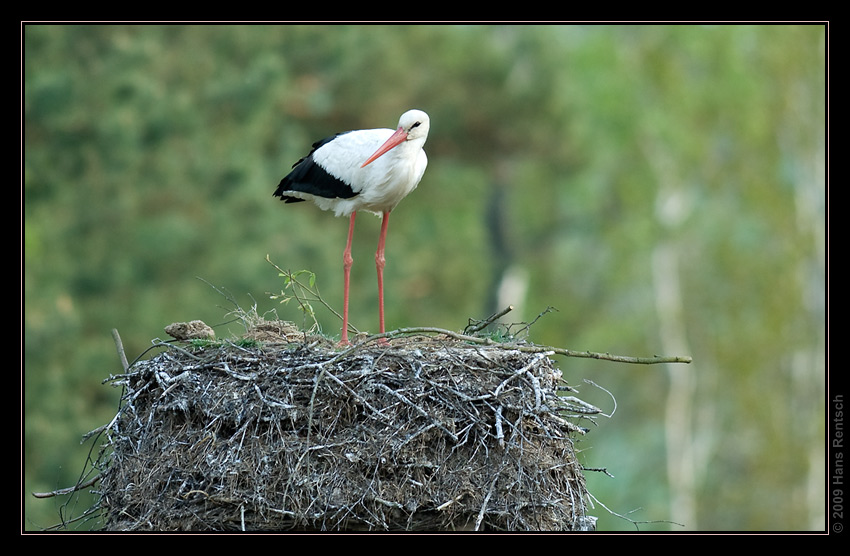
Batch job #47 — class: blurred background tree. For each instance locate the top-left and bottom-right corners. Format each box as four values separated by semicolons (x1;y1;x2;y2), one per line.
23;24;826;531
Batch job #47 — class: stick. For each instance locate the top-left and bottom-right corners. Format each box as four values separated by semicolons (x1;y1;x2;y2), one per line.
475;475;499;531
111;328;129;372
495;406;505;448
361;326;693;365
465;305;514;334
32;475;100;499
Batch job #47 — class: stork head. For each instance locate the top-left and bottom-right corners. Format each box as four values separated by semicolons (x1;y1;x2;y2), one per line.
361;109;430;168
398;109;430;143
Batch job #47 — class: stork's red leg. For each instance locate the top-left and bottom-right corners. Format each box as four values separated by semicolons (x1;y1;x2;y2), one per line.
340;212;356;346
375;212;390;344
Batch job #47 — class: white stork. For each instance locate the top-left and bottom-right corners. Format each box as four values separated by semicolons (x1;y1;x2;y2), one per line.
273;109;430;345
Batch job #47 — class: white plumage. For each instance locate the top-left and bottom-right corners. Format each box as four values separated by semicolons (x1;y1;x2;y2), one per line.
273;109;431;344
275;109;429;216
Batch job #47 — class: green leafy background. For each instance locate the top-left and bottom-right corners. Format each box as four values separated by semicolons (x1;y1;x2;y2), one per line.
24;24;826;531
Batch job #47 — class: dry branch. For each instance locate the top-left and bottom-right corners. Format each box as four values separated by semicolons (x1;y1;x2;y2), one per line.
367;326;693;365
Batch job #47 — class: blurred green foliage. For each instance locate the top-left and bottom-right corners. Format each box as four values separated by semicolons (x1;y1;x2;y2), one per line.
24;24;826;531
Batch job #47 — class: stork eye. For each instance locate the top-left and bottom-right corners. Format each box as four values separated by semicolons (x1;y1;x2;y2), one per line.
411;122;421;129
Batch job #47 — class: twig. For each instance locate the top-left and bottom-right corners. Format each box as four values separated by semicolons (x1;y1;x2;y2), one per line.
583;466;615;478
465;305;514;334
584;490;684;530
494;406;505;448
362;326;692;365
111;328;129;372
475;475;499;531
584;379;617;418
510;305;558;337
32;475;101;499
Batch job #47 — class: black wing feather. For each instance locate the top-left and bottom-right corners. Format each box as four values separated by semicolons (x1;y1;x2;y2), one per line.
273;132;358;202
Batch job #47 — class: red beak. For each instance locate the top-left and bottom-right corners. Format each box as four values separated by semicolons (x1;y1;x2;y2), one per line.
361;126;408;168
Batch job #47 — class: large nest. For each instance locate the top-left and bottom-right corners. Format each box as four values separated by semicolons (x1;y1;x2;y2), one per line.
96;321;601;531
